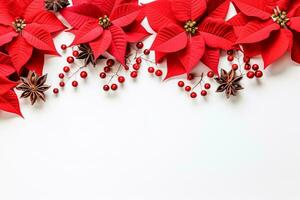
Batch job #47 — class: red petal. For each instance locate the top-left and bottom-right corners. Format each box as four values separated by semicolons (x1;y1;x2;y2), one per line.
0;52;15;77
289;17;300;32
165;55;186;79
206;0;230;19
71;20;103;45
89;30;112;60
107;25;127;65
198;18;236;50
0;2;14;25
0;76;18;95
124;21;150;43
236;20;280;44
291;31;300;64
242;42;262;57
0;90;22;117
172;0;206;21
111;3;141;27
6;36;33;72
155;52;167;63
151;25;187;53
262;29;292;68
23;0;45;22
31;11;66;33
0;25;17;46
178;35;205;73
201;47;220;75
24;50;45;76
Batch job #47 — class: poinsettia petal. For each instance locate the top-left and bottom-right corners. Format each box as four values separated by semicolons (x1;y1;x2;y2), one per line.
0;25;17;46
151;25;187;53
0;2;14;25
89;30;112;60
124;21;150;43
201;47;220;75
111;3;140;27
71;20;103;45
178;35;205;73
172;0;207;21
6;36;33;72
31;11;66;33
165;55;186;79
242;42;262;57
0;76;18;95
107;25;127;65
198;18;236;50
0;90;22;117
24;50;45;76
236;20;280;44
206;0;230;19
262;29;292;68
289;17;300;32
155;52;167;63
231;0;274;20
291;31;300;64
0;52;15;77
23;0;45;22
22;24;57;52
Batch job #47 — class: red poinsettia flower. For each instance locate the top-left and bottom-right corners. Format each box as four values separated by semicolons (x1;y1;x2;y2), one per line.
61;0;150;65
0;0;66;73
231;0;300;67
146;0;236;79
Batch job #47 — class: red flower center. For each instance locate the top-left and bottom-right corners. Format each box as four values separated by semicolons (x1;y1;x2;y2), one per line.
98;15;111;29
12;18;26;32
271;6;289;27
184;20;198;35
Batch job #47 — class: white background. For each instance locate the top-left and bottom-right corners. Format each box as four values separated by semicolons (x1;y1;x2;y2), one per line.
1;1;300;200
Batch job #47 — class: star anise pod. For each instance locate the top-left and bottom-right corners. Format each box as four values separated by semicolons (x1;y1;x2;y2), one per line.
77;44;99;67
16;71;51;105
45;0;70;12
215;69;244;98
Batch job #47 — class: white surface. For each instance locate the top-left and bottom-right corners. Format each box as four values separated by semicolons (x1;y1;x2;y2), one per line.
1;2;300;200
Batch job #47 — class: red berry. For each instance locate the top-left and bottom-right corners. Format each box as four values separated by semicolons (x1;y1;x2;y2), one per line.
104;66;111;73
72;50;79;57
155;69;163;77
111;84;118;91
61;44;67;50
178;81;185;87
201;90;207;96
247;71;255;79
144;49;150;55
58;73;64;79
244;64;251;70
190;92;197;98
204;83;211;90
99;72;106;79
187;73;194;80
80;71;88;79
53;88;59;94
118;76;125;83
67;56;74;63
255;70;263;78
103;85;110;91
63;66;70;73
106;59;115;67
136;42;144;49
148;67;155;73
227;50;234;55
130;71;138;78
227;55;234;62
252;64;259;71
185;86;191;92
59;81;65;87
207;71;214;78
133;63;140;70
136;57;142;64
232;64;239;71
72;81;78;87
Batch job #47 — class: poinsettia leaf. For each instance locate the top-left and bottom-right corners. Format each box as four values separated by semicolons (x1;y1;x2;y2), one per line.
178;35;205;73
0;90;23;117
242;42;262;57
292;31;300;64
206;0;230;19
24;50;45;76
0;1;14;25
23;0;45;22
0;25;17;46
111;3;141;27
107;25;127;65
289;17;300;32
0;76;18;95
6;36;33;72
155;51;167;63
165;55;186;79
71;20;103;45
262;29;292;68
89;30;112;60
172;0;206;21
124;21;150;43
0;52;15;77
151;25;187;53
198;18;236;50
201;47;220;75
31;11;66;33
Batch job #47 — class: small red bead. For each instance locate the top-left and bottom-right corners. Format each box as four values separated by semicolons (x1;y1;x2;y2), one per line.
99;72;106;79
227;55;234;62
255;70;263;78
252;64;259;71
133;63;140;70
190;92;197;98
144;49;150;55
59;81;65;87
67;56;74;63
244;64;251;70
118;76;125;83
247;71;255;79
63;66;70;73
106;59;115;67
58;73;64;79
201;90;207;96
136;57;142;64
72;81;78;87
148;67;155;73
80;71;88;79
61;44;67;50
155;69;163;77
232;64;239;71
187;73;194;80
72;50;79;57
103;85;110;91
130;71;138;78
136;42;144;49
207;71;214;78
204;83;211;90
185;86;191;92
178;81;185;87
53;88;59;94
111;84;118;91
104;66;111;73
227;50;234;55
